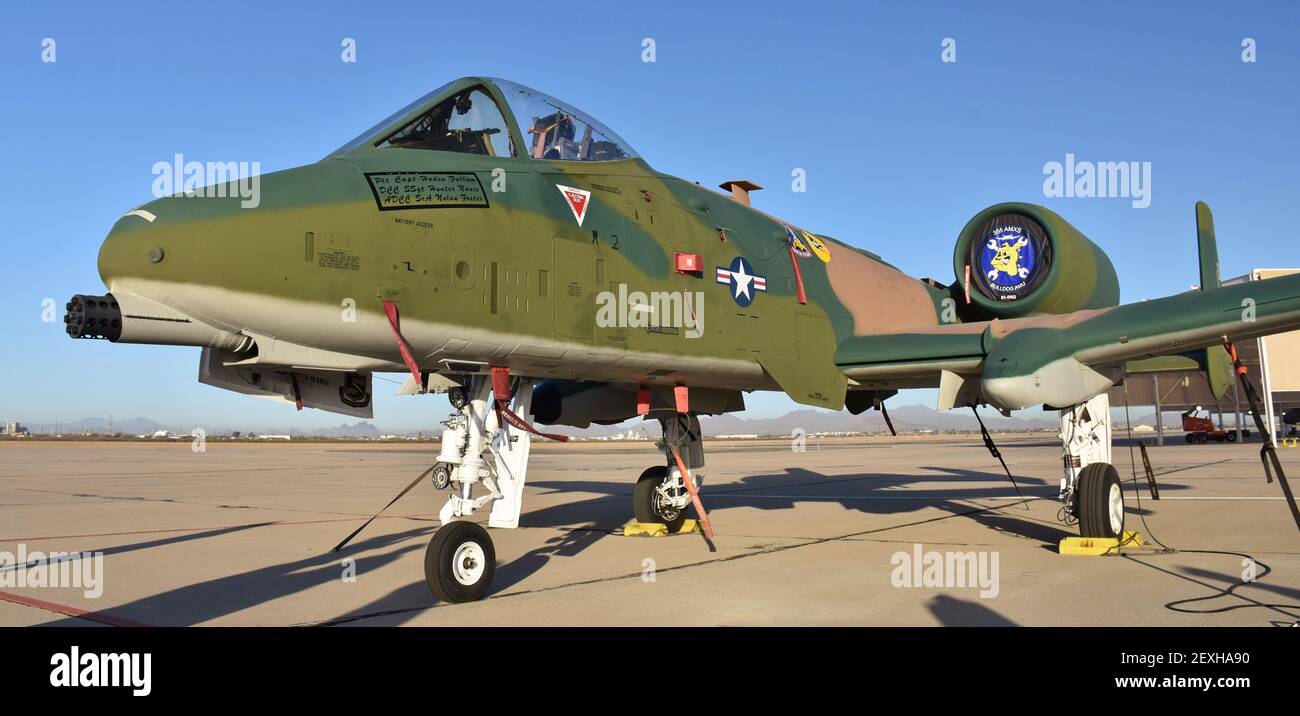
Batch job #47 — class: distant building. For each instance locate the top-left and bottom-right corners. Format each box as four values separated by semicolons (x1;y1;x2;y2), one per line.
4;420;29;436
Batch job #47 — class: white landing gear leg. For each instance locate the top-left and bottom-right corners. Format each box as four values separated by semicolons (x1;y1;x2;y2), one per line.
424;375;538;602
1059;392;1124;538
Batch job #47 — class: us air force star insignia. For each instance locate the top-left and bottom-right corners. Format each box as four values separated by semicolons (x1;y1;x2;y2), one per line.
555;184;591;226
715;256;767;307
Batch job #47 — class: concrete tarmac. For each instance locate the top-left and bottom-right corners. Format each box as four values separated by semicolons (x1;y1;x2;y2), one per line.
1;436;1298;626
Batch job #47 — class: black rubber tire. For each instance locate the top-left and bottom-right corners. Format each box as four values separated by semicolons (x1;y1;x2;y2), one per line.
424;521;495;603
1184;433;1195;444
633;465;688;532
1077;462;1124;539
1226;431;1237;443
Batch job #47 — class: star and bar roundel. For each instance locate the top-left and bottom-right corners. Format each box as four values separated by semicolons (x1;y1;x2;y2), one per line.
715;256;767;307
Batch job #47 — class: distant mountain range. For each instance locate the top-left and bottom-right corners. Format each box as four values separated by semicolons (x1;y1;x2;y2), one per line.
18;416;387;438
553;403;1161;438
15;405;1159;439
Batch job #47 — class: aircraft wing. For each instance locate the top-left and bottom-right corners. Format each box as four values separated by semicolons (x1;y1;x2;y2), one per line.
835;271;1300;411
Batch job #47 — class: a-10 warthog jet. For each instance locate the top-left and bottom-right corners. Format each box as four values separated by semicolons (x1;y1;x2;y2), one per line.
66;77;1300;601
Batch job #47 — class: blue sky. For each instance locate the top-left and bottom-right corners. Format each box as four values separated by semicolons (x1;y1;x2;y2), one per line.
2;1;1298;431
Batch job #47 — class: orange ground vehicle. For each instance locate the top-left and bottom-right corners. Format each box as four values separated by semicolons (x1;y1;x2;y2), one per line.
1181;409;1238;443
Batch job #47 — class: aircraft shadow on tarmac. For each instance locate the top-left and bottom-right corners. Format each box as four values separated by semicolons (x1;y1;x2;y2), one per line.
40;526;435;627
927;594;1019;626
297;466;1073;624
39;463;1190;627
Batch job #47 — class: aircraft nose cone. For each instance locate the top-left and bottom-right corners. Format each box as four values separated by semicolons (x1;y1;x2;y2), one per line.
97;198;197;292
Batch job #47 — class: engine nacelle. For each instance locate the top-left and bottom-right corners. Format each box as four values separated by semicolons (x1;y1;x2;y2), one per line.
952;203;1119;319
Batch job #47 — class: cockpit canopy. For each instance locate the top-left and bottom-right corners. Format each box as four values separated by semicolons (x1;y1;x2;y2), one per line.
330;77;639;162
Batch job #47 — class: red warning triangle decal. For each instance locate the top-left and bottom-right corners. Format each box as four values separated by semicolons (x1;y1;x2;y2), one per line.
556;184;591;226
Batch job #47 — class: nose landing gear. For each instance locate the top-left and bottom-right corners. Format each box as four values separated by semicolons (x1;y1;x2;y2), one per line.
420;370;559;602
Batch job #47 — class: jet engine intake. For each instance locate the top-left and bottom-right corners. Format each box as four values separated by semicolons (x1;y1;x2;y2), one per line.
952;203;1119;319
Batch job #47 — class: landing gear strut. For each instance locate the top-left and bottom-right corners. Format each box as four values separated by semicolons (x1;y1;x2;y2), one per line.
1059;392;1125;538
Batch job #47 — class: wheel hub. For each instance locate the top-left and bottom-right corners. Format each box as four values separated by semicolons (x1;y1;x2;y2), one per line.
452;541;486;586
1108;483;1124;533
653;479;683;520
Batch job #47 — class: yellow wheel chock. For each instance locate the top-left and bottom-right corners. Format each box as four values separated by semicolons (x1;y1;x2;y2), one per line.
1058;531;1143;556
619;519;703;537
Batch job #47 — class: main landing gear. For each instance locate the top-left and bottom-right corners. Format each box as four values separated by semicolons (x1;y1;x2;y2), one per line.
1058;393;1125;538
633;412;707;533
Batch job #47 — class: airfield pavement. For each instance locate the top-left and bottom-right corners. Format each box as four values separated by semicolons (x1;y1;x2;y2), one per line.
1;435;1298;627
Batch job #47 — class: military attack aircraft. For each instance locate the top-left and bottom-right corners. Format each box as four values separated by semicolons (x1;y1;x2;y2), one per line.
66;77;1300;601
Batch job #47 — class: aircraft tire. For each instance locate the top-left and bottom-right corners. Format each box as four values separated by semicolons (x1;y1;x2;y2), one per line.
634;465;687;532
424;521;495;603
1077;462;1124;539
